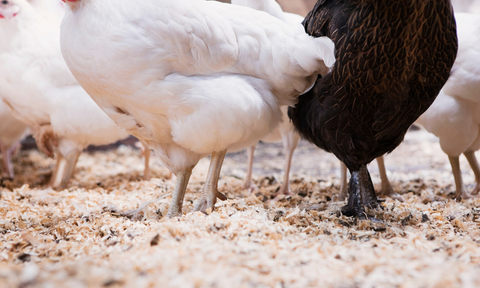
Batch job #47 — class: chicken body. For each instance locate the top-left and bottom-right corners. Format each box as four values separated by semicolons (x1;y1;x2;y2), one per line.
0;0;132;189
415;12;480;199
60;0;334;217
232;0;301;195
289;0;458;218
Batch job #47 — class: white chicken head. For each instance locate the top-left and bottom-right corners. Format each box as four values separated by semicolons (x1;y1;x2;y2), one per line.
0;0;20;19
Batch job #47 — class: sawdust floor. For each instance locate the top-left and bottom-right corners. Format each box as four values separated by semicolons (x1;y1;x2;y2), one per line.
1;129;480;288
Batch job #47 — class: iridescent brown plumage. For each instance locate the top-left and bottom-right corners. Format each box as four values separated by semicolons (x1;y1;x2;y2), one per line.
289;0;458;218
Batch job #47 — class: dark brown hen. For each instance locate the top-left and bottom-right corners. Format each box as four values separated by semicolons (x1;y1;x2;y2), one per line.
289;0;458;218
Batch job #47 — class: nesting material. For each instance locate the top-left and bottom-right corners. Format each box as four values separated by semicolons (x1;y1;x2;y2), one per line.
1;130;480;287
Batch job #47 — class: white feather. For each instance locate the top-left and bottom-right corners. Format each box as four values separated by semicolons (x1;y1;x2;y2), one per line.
416;13;480;157
60;0;334;174
0;0;129;163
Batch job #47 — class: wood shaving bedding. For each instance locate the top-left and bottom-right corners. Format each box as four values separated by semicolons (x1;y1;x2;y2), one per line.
0;130;479;287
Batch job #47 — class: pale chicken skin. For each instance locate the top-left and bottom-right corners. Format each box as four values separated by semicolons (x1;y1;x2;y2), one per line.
60;0;334;217
0;0;147;189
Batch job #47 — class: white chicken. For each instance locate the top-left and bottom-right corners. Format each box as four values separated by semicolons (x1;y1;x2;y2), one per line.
357;13;480;201
60;0;335;217
0;0;149;189
0;101;28;178
451;0;480;13
414;12;480;199
231;0;301;196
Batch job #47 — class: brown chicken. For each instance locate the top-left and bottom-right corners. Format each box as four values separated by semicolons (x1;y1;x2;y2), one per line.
289;0;458;218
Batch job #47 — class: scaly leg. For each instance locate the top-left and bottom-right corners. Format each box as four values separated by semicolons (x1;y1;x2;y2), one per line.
376;156;404;202
140;141;151;181
194;150;228;213
243;145;257;193
448;155;468;200
166;167;194;218
50;149;81;190
338;161;348;200
464;151;480;195
376;156;394;196
341;165;377;219
1;141;15;179
275;130;300;196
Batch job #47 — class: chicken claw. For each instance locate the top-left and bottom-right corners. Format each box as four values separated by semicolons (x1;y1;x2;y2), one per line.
194;188;227;213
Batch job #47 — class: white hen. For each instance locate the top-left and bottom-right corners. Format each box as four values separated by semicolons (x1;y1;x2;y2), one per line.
415;13;480;199
359;13;480;201
0;0;148;189
60;0;335;217
231;0;302;196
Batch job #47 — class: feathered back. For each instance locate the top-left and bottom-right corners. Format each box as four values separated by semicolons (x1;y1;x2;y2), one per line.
291;0;458;170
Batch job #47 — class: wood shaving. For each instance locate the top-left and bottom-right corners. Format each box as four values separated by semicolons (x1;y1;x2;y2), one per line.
1;130;480;287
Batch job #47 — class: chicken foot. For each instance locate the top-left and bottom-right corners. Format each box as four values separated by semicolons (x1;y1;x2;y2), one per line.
166;167;194;218
194;150;228;213
341;165;378;219
50;148;81;190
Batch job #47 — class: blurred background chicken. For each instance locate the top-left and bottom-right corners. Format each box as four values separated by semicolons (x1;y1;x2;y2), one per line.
0;0;149;189
60;0;334;217
372;12;480;201
0;102;29;179
231;0;302;196
289;0;458;218
451;0;480;13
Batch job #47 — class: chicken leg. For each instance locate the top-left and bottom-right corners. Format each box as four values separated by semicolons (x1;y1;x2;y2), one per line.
449;155;469;200
341;165;378;219
0;141;17;179
339;157;398;200
464;151;480;195
338;161;348;200
194;150;228;213
243;145;257;193
166;167;194;218
139;141;151;181
274;129;300;196
376;156;394;196
50;148;82;190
